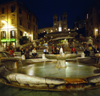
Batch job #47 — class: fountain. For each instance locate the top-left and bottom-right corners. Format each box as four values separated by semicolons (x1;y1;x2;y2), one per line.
45;48;81;68
1;49;100;92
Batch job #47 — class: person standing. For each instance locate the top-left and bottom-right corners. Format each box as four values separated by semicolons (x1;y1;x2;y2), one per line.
43;47;49;54
84;45;90;56
93;45;99;54
21;48;25;55
25;48;29;59
21;48;25;60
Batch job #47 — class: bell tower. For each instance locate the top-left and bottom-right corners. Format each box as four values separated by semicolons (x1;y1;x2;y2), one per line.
53;14;58;32
62;12;68;31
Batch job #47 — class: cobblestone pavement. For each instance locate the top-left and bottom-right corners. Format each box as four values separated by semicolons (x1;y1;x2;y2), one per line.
0;82;100;96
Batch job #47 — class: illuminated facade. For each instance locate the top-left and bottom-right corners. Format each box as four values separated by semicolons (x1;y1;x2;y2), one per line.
85;0;100;38
0;0;38;48
53;12;68;32
38;12;68;34
38;27;53;34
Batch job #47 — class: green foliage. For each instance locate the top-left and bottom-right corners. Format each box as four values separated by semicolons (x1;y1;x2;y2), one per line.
19;36;29;45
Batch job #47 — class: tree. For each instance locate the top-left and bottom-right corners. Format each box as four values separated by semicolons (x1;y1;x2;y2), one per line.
19;36;29;45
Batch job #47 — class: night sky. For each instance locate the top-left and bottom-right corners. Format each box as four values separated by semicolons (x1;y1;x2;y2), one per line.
0;0;95;29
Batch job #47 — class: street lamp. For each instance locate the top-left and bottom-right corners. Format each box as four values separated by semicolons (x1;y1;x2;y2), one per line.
95;28;98;38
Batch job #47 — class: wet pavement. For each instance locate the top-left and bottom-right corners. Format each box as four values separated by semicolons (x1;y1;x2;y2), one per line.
1;82;100;96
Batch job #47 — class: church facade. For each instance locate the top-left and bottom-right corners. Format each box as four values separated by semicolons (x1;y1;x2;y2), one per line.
38;12;68;34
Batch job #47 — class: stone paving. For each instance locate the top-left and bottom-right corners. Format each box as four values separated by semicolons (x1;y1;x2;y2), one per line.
1;82;100;96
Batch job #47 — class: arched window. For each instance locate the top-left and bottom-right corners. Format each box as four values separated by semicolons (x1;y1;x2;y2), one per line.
1;31;6;39
2;8;4;14
10;30;16;38
11;5;15;12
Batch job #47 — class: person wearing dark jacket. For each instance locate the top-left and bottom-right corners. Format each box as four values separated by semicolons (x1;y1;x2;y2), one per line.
25;48;29;59
21;48;25;55
93;45;99;54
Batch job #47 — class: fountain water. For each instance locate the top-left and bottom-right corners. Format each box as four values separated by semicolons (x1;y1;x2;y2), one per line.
45;52;81;68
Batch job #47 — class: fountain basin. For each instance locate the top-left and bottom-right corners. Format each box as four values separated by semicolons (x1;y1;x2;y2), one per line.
0;58;100;91
45;54;81;60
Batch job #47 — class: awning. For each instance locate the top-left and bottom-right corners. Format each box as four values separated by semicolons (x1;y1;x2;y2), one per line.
1;38;16;42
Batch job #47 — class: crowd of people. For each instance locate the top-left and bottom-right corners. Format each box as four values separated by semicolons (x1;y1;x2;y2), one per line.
84;45;99;56
6;43;100;60
20;47;38;59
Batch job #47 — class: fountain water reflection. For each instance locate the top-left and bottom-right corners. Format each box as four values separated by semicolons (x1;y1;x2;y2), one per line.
16;61;97;78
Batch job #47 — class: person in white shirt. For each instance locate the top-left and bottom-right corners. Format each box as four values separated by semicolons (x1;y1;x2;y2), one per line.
43;47;49;54
32;48;37;58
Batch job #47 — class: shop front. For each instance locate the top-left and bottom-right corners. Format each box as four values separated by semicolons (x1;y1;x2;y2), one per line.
1;38;16;49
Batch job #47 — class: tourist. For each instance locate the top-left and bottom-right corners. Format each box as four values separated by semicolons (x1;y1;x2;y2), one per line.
52;47;56;54
93;45;99;54
71;46;77;54
32;48;37;58
88;44;93;51
25;48;29;59
84;45;90;56
21;48;25;55
21;48;25;60
43;47;49;54
9;48;14;57
56;47;59;54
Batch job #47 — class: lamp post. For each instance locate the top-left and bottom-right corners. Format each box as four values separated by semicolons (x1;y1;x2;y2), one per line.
95;28;98;38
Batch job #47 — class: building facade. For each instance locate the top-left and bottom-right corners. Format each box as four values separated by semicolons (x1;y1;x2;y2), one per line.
38;12;68;34
53;12;68;32
85;0;100;38
0;0;38;48
74;20;85;30
38;27;53;34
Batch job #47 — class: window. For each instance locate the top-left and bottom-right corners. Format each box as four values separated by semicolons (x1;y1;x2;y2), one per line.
2;8;4;14
63;17;66;20
91;18;93;25
54;23;56;25
64;21;66;24
19;19;22;25
20;31;23;36
54;18;57;21
11;6;15;12
27;14;29;20
36;20;38;25
87;14;88;19
29;15;31;21
10;30;16;38
33;17;35;22
33;25;35;31
19;8;22;14
1;31;6;39
28;23;30;29
58;27;62;32
27;15;31;21
11;19;14;24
